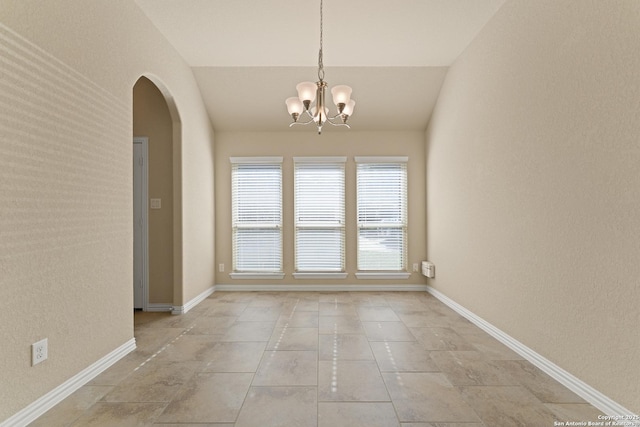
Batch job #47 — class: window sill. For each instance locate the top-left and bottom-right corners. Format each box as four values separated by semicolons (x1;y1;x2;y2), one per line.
293;272;348;280
229;272;285;280
355;272;411;280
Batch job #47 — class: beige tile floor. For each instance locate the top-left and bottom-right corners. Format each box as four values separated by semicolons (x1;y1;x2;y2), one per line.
30;291;605;426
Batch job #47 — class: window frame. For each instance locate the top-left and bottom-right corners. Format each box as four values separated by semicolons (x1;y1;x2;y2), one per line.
293;157;347;279
229;157;284;279
355;156;410;279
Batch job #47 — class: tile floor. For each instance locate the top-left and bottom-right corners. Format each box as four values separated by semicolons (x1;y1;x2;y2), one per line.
30;291;605;426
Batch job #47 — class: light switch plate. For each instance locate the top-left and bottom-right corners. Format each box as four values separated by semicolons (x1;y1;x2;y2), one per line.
150;198;161;209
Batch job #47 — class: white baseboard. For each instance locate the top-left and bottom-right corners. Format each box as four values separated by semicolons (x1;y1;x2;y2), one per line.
214;283;429;292
426;285;638;421
1;338;136;427
172;285;215;315
146;303;172;312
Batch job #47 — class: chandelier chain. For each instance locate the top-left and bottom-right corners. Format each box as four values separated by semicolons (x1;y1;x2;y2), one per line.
318;0;325;81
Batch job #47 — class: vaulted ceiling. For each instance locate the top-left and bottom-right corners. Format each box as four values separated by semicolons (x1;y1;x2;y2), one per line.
134;0;506;132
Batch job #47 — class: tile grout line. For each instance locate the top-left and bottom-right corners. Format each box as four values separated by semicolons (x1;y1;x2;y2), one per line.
31;292;606;426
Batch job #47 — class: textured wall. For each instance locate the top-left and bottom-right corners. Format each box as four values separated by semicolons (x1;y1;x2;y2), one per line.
426;0;640;412
0;0;214;421
214;131;428;287
133;76;174;304
0;19;132;420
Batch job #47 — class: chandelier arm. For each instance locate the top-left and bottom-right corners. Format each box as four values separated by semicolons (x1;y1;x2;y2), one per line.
289;110;350;128
328;112;347;120
325;118;351;128
289;118;316;127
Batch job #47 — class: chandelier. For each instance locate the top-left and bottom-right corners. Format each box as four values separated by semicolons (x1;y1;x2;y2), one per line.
285;0;355;134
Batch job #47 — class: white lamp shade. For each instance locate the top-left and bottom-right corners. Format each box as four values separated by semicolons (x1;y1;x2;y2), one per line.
311;106;329;122
342;99;356;116
296;81;317;103
331;85;352;105
285;97;304;115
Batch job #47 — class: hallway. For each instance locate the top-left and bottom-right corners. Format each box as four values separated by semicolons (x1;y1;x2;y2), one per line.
31;291;603;426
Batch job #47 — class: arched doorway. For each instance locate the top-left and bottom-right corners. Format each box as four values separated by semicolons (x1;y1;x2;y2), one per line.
132;75;182;311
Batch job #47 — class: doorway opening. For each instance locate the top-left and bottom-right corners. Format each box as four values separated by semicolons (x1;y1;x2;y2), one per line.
132;75;182;312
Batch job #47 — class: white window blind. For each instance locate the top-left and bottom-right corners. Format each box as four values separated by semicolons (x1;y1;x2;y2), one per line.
231;158;282;273
356;157;408;271
294;157;346;272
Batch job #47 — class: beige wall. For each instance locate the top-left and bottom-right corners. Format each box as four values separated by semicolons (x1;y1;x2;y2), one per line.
215;131;427;287
0;0;215;421
426;0;640;412
133;77;174;304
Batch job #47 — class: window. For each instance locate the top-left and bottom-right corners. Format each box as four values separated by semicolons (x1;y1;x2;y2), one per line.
231;157;283;277
356;157;408;273
294;157;346;278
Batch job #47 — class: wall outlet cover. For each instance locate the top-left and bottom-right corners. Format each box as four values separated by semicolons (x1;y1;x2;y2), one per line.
32;338;48;366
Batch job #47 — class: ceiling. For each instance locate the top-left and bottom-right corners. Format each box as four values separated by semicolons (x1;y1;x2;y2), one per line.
134;0;506;132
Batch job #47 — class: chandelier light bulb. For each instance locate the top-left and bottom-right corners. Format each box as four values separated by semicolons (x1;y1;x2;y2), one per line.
342;99;356;117
286;97;304;115
285;97;304;122
311;106;329;123
331;85;352;107
296;82;318;105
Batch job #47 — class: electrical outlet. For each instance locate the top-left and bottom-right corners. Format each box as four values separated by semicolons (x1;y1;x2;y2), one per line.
218;263;224;273
412;263;419;272
32;338;48;366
